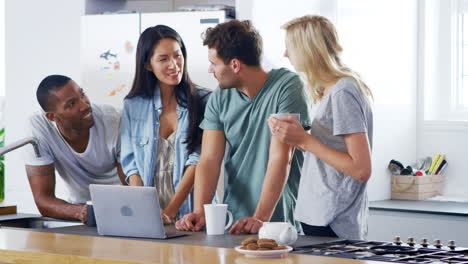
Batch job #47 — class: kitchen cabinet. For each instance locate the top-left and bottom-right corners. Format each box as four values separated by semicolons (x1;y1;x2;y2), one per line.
369;200;468;246
81;13;140;107
85;0;235;14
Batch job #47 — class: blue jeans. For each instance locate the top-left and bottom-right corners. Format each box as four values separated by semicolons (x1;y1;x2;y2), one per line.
301;222;338;237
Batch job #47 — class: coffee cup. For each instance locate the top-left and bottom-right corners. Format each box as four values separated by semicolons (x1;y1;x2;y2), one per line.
204;204;233;235
258;222;298;245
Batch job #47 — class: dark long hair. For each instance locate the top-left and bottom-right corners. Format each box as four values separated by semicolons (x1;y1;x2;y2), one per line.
127;25;206;153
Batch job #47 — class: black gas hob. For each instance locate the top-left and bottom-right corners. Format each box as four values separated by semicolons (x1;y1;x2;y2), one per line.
293;239;468;263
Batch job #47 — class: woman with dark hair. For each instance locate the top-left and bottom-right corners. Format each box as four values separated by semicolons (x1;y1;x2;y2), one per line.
120;25;210;224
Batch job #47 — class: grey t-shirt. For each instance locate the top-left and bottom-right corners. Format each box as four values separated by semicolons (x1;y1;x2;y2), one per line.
295;77;373;240
23;104;122;204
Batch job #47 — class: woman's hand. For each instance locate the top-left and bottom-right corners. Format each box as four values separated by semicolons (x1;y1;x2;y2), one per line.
268;115;308;150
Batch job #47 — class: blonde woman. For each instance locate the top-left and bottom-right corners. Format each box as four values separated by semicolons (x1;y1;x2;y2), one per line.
268;15;373;239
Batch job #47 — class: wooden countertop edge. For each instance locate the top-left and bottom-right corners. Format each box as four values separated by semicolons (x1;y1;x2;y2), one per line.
0;229;387;264
0;229;238;264
0;249;144;264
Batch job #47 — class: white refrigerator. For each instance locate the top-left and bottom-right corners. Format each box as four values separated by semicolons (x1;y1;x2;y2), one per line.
80;11;227;108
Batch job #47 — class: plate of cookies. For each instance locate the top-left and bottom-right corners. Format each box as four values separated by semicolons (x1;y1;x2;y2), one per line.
235;237;293;258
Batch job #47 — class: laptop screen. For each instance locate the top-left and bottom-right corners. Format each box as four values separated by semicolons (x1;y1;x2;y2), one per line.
89;184;167;238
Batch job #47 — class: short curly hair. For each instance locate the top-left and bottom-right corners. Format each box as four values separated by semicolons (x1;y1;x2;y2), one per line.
36;75;71;111
203;20;262;66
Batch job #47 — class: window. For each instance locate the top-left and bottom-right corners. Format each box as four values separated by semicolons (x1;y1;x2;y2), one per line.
423;0;468;121
460;3;468;109
0;0;4;97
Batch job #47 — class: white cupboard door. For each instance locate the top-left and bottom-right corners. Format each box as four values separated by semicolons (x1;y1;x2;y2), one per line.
81;14;140;108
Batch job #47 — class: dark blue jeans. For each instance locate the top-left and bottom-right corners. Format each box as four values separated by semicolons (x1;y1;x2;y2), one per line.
301;222;338;237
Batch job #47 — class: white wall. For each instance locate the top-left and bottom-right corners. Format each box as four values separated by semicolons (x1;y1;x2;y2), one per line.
4;0;84;212
0;1;4;96
416;1;468;198
337;0;418;200
250;0;338;70
242;0;418;201
418;123;468;197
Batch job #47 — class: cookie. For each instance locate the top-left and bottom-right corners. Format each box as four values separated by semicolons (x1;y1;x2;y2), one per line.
257;247;272;251
273;245;288;250
257;238;276;243
239;238;282;251
241;237;258;246
257;240;278;249
246;243;259;250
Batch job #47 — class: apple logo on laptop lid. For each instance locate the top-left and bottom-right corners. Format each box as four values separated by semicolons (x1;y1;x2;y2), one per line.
120;205;133;217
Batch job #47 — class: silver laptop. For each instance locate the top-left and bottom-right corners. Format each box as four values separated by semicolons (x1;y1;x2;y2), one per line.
89;184;190;239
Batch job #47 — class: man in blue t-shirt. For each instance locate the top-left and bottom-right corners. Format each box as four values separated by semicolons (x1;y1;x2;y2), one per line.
176;20;310;234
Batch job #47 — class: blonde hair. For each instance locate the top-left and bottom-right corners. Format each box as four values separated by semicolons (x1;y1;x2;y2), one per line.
282;15;373;103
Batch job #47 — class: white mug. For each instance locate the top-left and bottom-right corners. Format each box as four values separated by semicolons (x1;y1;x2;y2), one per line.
204;204;233;235
258;222;298;245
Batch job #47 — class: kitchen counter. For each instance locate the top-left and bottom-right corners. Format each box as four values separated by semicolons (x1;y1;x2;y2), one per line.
370;199;468;216
0;214;391;264
1;213;337;249
39;224;336;248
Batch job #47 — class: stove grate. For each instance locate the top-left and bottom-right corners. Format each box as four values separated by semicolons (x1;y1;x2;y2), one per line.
292;239;468;264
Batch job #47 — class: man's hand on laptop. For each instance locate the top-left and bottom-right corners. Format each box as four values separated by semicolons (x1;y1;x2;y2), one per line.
175;212;205;231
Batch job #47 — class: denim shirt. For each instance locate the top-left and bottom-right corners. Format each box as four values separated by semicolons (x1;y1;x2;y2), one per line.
120;86;210;217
